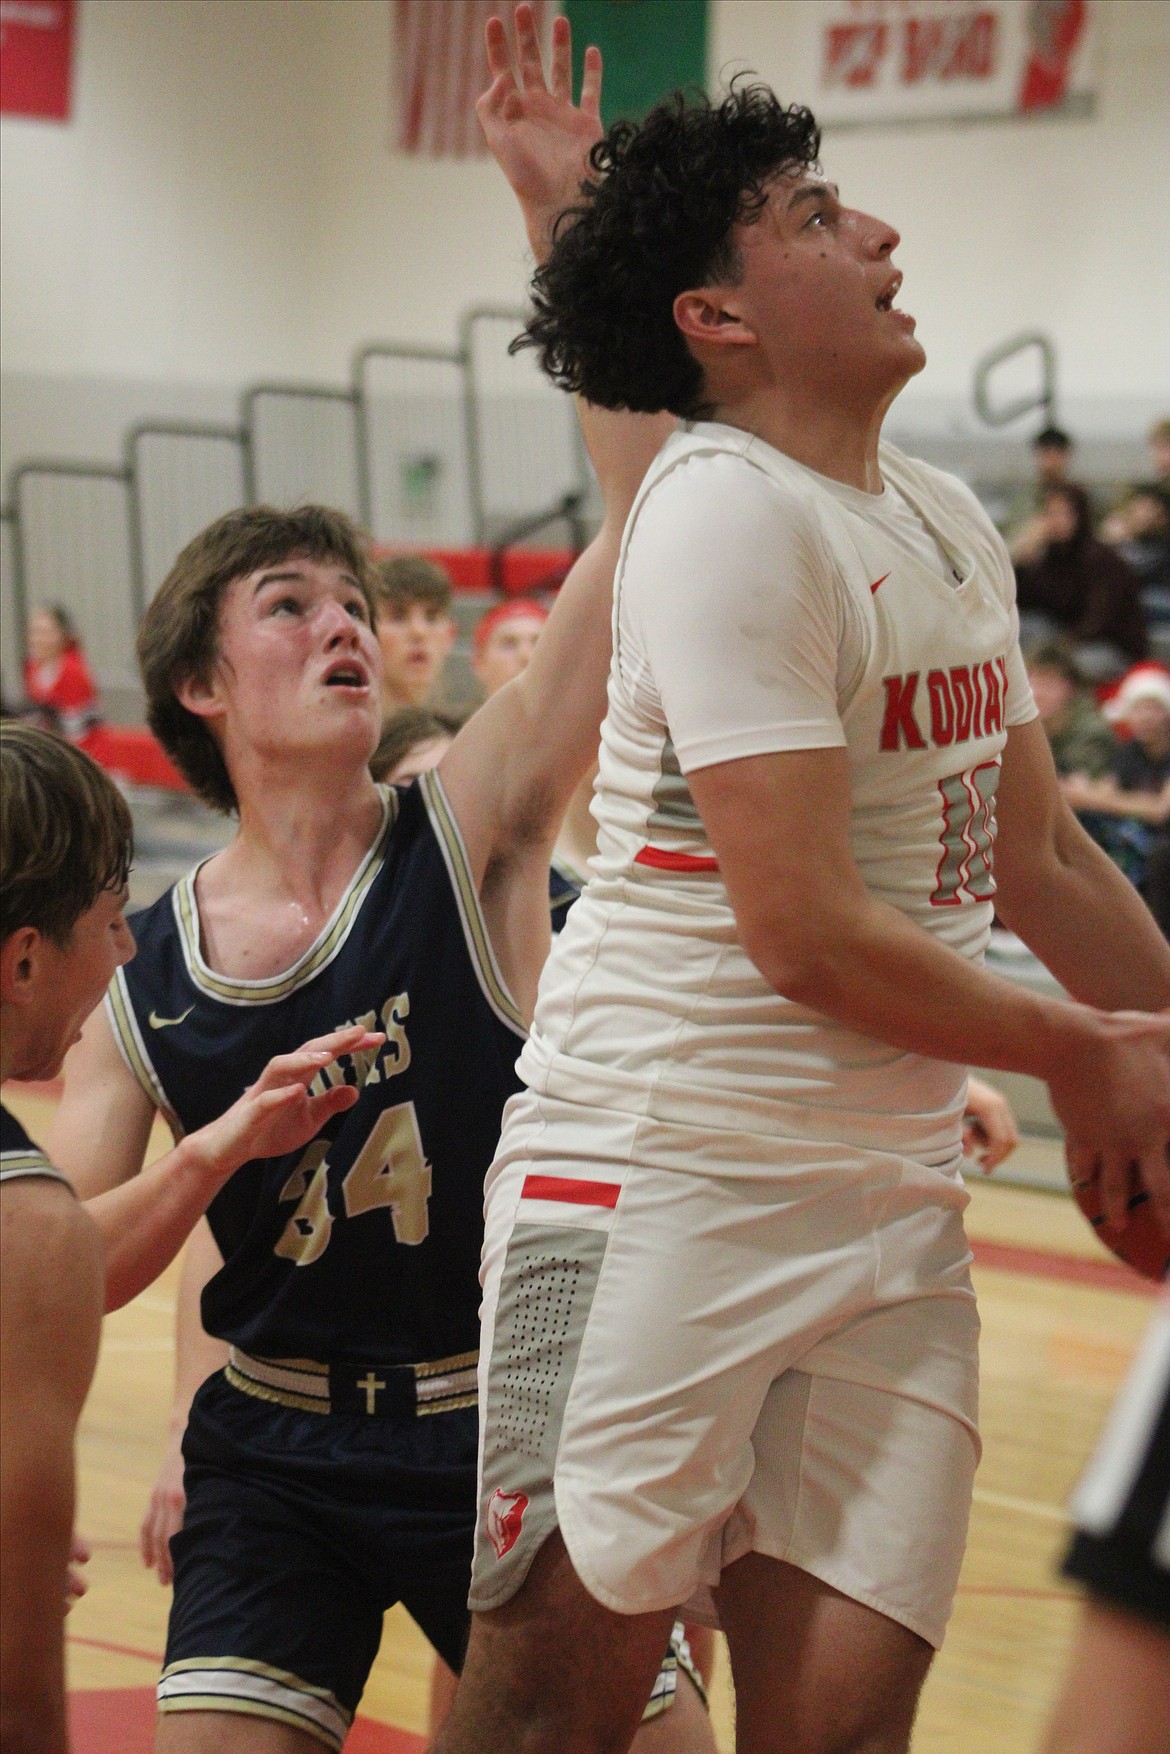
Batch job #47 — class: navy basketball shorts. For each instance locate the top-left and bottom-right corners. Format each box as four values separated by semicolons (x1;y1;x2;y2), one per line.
1063;1293;1170;1630
160;1370;478;1750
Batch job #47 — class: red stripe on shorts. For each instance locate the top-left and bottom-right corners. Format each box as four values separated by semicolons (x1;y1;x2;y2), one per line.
634;846;720;872
521;1175;621;1208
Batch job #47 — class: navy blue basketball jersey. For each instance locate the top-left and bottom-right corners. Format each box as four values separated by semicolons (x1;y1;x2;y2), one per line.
106;773;525;1366
548;856;585;935
0;1103;73;1189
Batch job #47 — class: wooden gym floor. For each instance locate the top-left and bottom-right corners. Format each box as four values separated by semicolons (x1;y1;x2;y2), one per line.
4;1084;1155;1754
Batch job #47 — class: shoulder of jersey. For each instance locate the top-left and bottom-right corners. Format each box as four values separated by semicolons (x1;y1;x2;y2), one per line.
0;1102;71;1189
879;441;990;526
126;880;181;943
642;427;822;527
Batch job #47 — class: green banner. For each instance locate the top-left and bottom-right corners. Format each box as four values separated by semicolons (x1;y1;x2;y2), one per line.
565;0;708;127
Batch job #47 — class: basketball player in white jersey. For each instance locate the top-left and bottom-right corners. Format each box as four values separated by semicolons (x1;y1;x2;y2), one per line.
432;11;1170;1753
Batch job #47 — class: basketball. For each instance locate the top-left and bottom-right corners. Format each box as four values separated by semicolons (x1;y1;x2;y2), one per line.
1072;1170;1170;1282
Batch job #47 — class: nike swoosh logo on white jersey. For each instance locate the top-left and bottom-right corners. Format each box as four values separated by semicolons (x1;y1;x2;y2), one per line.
870;573;891;594
149;1006;194;1030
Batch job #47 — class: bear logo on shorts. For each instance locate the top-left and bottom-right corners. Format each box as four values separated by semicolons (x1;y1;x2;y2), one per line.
486;1487;529;1558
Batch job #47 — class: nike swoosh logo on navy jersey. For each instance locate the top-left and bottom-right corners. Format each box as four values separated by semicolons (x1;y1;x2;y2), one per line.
149;1006;194;1030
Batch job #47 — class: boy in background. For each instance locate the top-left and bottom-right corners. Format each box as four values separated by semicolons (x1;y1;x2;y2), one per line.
373;555;458;715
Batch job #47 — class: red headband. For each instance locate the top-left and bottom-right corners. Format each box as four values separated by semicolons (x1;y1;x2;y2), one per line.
473;599;549;654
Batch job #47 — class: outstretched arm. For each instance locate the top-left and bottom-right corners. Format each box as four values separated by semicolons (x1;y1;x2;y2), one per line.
53;1013;382;1310
90;1023;381;1310
440;4;673;968
478;4;603;263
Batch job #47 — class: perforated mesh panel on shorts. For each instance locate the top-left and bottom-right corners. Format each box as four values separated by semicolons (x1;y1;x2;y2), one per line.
472;1222;610;1609
497;1253;586;1456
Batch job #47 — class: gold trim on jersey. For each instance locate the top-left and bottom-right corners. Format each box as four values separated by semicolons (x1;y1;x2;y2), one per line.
0;1149;71;1188
225;1350;331;1414
171;788;398;1006
417;768;526;1037
158;1656;349;1750
105;971;183;1139
226;1346;479;1416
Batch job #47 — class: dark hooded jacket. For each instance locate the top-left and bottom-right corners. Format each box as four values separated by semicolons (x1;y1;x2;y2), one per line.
1015;485;1148;661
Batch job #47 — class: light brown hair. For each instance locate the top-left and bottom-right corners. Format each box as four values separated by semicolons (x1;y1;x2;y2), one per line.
373;555;453;618
137;505;379;813
1;724;132;944
369;708;461;784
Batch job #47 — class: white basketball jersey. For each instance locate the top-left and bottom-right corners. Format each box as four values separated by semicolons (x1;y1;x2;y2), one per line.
519;423;1037;1164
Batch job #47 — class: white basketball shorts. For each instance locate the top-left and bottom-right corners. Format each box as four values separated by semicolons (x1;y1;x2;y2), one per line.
469;1088;981;1651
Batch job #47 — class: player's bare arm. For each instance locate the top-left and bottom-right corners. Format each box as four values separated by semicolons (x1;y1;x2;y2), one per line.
439;7;672;1012
52;1019;383;1309
0;1181;102;1754
139;1219;227;1586
685;744;1170;1231
49;1005;157;1196
993;717;1170;1009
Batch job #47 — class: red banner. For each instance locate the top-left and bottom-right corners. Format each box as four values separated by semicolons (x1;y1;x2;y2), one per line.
810;0;1098;128
0;0;75;121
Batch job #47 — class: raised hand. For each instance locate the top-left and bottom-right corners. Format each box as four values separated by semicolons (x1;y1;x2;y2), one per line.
188;1024;384;1182
477;3;603;259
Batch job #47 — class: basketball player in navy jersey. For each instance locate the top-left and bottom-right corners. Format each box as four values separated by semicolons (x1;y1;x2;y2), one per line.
0;725;379;1753
48;420;706;1752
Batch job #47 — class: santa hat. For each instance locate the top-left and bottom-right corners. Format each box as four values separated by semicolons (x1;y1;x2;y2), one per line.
1103;665;1170;723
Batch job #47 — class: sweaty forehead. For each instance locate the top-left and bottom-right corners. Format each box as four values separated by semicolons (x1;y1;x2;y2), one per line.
778;169;837;206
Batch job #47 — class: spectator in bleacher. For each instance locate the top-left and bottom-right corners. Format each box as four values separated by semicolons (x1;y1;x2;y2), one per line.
369;706;459;786
1014;483;1147;680
1004;424;1077;560
1099;484;1170;627
1027;644;1117;780
1062;668;1170;900
470;597;549;699
371;555;457;715
1148;417;1170;485
21;605;101;746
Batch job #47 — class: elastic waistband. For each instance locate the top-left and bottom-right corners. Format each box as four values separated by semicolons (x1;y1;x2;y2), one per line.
225;1346;478;1418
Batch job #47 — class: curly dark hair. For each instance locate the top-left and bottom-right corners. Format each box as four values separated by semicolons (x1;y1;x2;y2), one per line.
517;84;821;419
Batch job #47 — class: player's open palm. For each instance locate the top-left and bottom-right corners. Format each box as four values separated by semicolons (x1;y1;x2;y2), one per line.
190;1024;384;1182
477;5;602;251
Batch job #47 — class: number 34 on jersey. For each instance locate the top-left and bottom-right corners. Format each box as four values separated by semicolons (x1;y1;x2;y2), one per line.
275;1100;432;1268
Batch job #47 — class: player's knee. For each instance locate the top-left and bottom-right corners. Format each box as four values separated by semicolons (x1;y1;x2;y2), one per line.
806;1698;922;1754
453;1572;674;1752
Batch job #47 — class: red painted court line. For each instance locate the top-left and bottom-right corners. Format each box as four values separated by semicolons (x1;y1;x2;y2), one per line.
69;1632;162;1665
969;1236;1155;1296
522;1175;621;1207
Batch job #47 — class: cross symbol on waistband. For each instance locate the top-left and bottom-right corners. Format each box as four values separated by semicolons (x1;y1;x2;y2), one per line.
357;1370;386;1414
